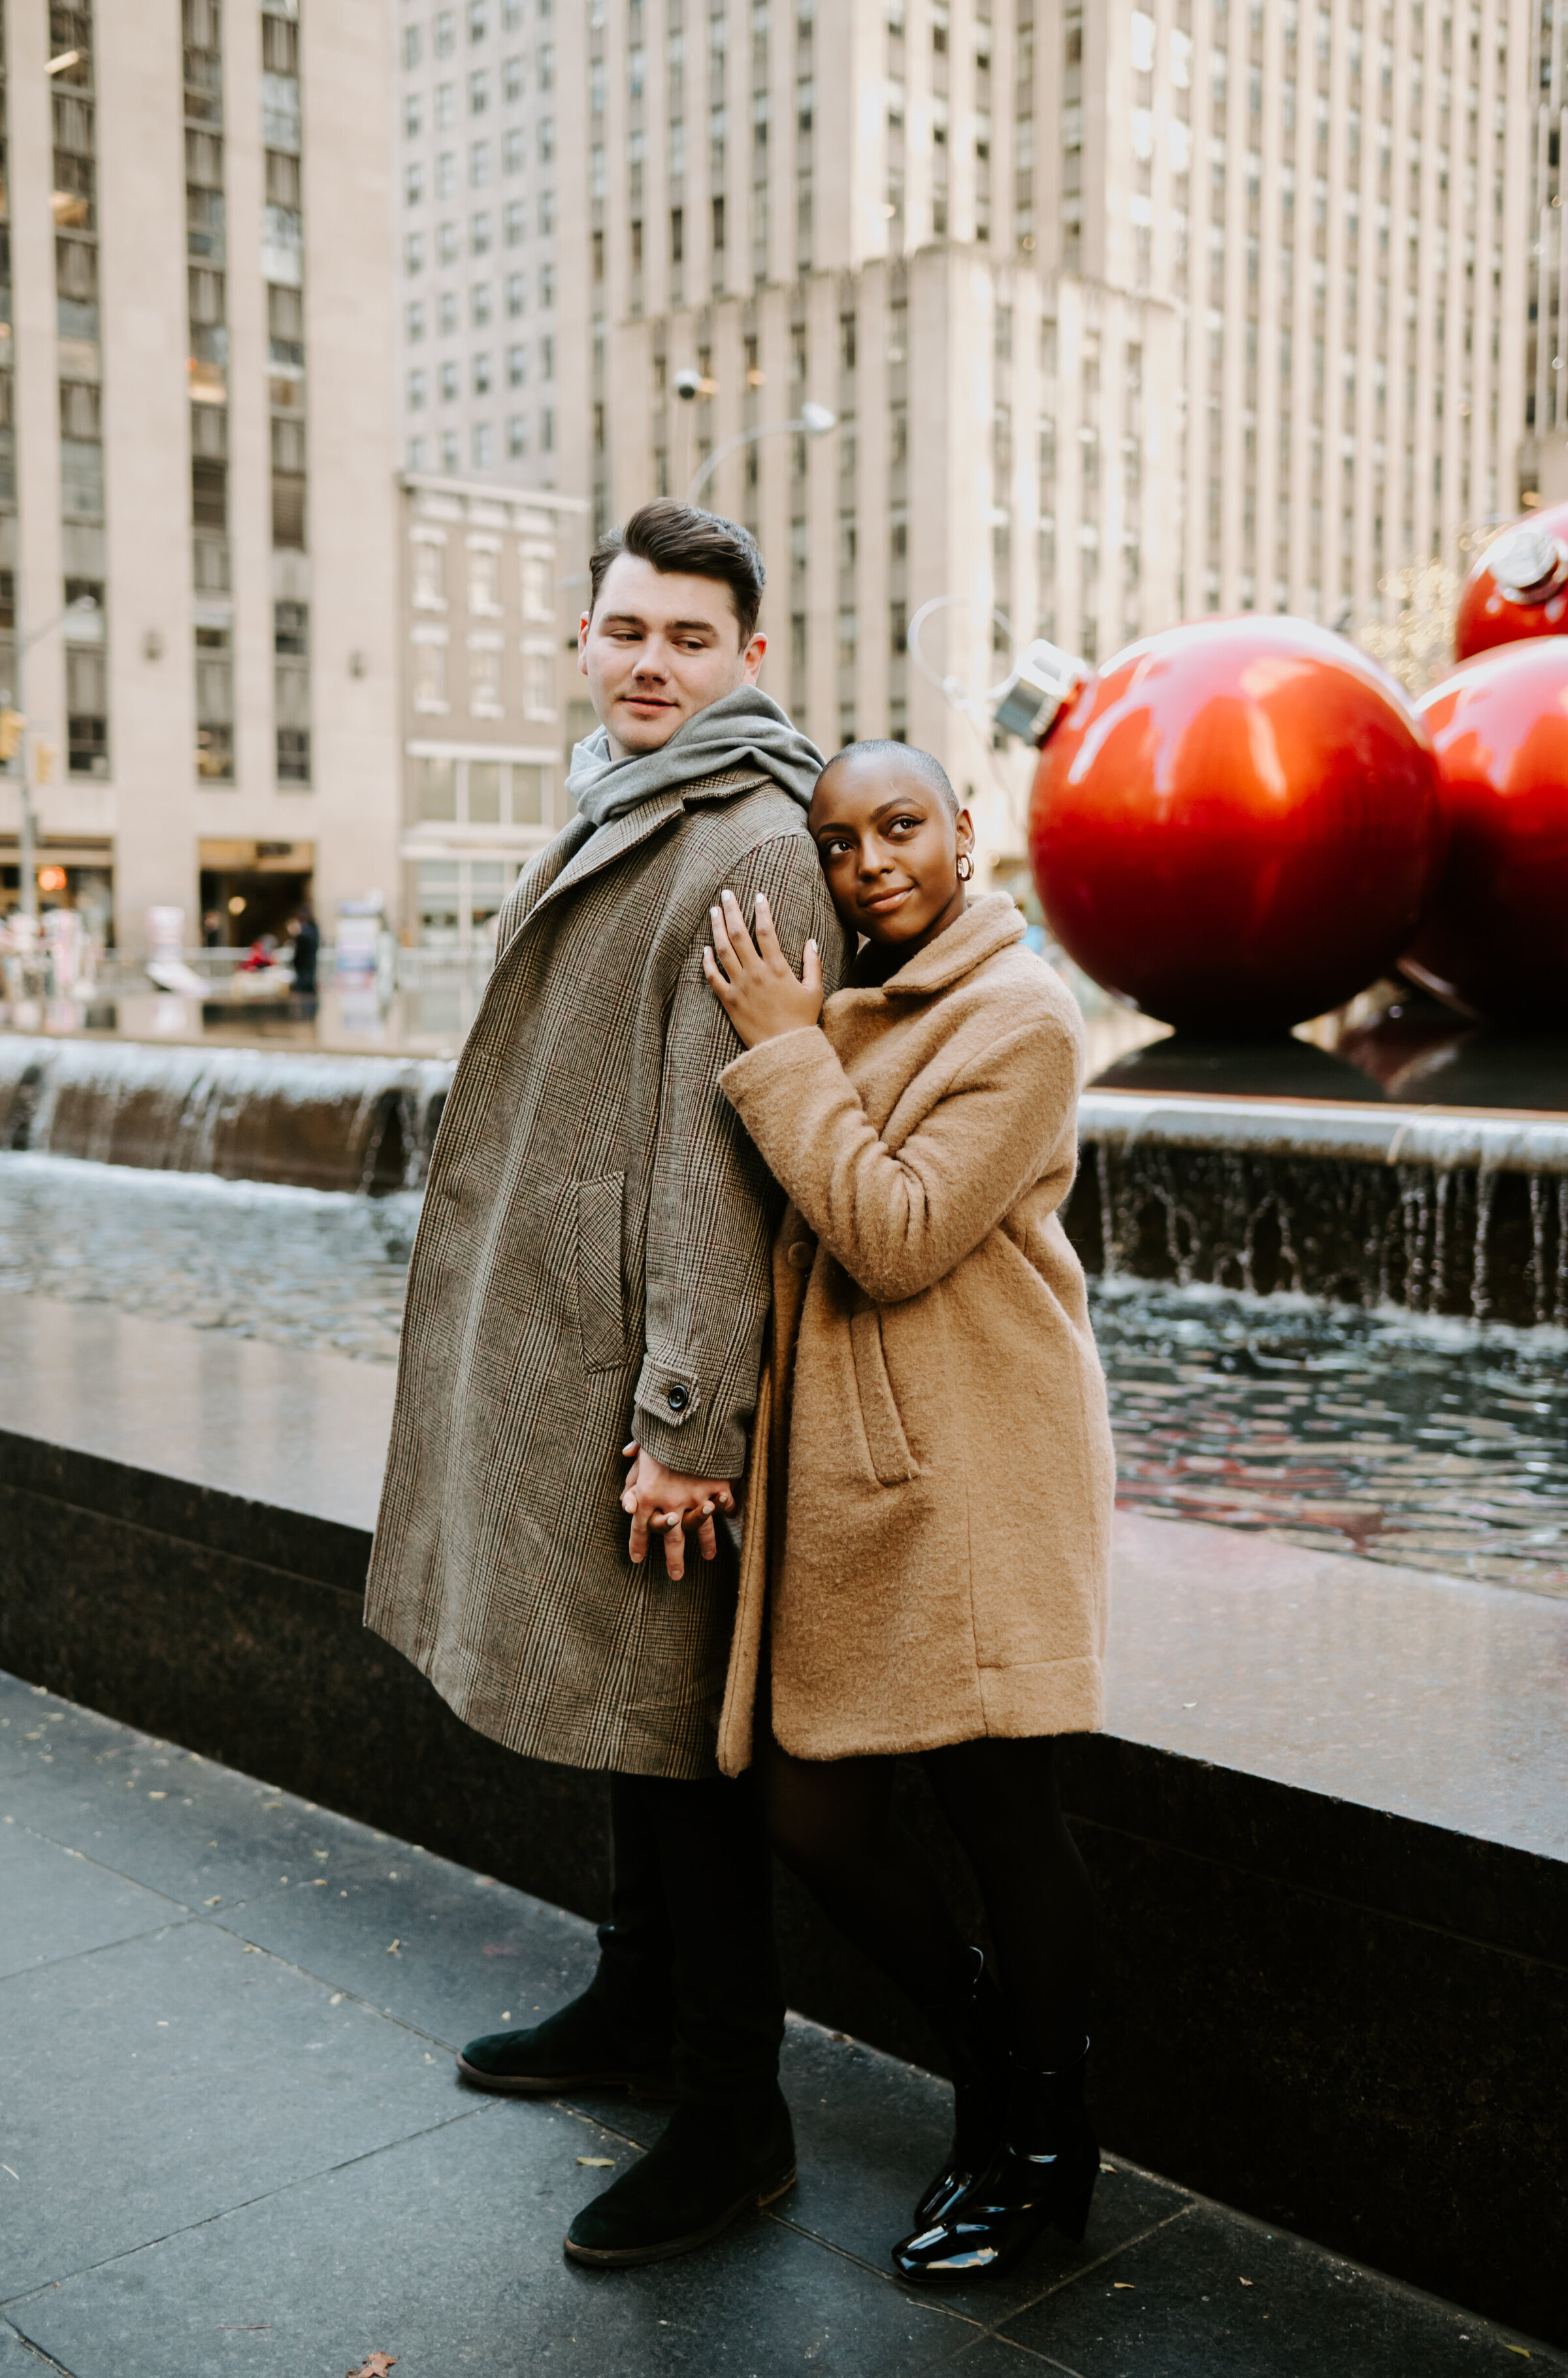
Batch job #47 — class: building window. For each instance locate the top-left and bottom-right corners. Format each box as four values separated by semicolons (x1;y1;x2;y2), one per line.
473;352;492;395
404;162;425;206
504;52;523;101
407;368;427;409
504;127;524;172
434;10;455;58
438;288;459;335
274;603;311;786
469;67;489;112
539;190;555;234
471;282;491;327
468;644;502;714
520;547;552;618
521;646;553;714
412;537;447;606
540;408;553;454
195;625;235;781
438;220;459;263
506;272;525;315
508;414;526;457
471;211;492;254
440;427;460;469
440;359;460;401
470;139;491;187
471;420;493;467
405;233;426;274
412;638;449;709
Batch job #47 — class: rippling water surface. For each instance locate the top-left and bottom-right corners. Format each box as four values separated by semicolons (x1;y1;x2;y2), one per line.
0;1153;418;1364
3;1154;1565;1597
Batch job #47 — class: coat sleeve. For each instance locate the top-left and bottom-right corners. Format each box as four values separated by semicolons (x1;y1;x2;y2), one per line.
632;833;847;1478
719;1004;1081;1304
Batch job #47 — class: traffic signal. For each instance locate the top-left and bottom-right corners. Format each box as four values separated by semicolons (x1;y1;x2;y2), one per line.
34;740;56;785
0;708;23;761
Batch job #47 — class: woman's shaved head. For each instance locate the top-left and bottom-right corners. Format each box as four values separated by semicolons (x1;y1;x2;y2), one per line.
815;739;960;816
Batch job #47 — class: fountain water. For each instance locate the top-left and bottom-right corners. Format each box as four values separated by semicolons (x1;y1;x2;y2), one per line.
0;1036;453;1195
1069;1093;1568;1327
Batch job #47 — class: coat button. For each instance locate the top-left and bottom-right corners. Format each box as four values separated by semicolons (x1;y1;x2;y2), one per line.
666;1384;689;1412
785;1240;815;1270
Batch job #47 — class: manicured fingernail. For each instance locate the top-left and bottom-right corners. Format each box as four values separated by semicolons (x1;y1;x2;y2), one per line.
807;939;817;953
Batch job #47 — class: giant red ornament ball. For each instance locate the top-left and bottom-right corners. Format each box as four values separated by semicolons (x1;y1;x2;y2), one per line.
1453;503;1568;661
1401;638;1568;1023
1028;617;1443;1034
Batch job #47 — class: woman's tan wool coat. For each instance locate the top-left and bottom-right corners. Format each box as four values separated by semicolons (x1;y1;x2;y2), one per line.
715;893;1117;1775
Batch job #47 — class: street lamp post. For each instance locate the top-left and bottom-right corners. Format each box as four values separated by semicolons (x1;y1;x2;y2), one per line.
3;593;97;921
685;403;838;505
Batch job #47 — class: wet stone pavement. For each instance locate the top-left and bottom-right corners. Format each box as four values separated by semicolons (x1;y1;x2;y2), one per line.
0;1669;1559;2378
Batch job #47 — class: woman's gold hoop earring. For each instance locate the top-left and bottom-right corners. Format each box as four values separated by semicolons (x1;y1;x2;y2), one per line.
956;851;975;880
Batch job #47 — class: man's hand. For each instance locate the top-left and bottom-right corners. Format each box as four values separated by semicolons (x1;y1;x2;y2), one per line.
621;1442;737;1583
702;887;824;1049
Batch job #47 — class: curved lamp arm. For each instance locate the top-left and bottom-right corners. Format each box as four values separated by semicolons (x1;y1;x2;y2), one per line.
685;404;838;504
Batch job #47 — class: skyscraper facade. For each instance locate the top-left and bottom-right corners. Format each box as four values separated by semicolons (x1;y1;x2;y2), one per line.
1;0;402;953
390;0;1539;883
392;0;588;497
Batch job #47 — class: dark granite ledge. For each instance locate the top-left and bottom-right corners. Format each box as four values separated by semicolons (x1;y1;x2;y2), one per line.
1;1296;1565;2342
3;1446;1561;1973
0;1433;370;1595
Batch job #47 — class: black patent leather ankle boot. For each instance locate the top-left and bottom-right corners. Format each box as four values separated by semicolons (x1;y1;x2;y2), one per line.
911;1947;1009;2229
893;2040;1097;2287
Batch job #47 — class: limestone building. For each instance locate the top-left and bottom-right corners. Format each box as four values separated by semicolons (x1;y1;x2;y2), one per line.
0;0;400;955
391;0;590;503
397;467;582;951
393;0;1537;885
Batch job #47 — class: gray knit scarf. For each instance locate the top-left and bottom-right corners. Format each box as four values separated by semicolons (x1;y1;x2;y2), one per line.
566;685;826;829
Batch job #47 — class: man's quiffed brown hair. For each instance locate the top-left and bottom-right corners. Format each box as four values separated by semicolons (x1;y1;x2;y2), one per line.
588;500;766;644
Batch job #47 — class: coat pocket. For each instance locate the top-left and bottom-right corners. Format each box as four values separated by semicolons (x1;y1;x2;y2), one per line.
575;1172;629;1372
849;1302;920;1486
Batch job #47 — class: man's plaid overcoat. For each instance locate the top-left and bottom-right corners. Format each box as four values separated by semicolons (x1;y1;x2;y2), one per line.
363;768;847;1779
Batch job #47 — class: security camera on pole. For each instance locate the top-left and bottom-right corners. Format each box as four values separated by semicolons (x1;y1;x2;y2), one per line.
671;360;838;507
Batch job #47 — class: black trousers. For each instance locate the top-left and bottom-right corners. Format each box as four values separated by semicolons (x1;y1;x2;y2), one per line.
586;1766;785;2107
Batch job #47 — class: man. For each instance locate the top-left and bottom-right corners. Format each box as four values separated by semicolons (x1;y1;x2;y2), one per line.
365;502;846;2266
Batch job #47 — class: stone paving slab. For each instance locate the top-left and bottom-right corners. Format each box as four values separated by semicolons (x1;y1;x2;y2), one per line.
1;1671;1561;2378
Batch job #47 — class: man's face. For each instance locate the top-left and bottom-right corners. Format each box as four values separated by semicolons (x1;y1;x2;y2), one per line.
579;553;766;758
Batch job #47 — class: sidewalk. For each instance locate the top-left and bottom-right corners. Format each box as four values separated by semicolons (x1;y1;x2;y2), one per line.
1;1665;1558;2378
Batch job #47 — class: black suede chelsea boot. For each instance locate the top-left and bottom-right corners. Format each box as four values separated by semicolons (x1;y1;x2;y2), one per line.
563;2085;796;2266
457;1987;678;2098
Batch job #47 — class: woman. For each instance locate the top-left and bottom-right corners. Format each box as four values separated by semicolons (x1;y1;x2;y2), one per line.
702;738;1117;2285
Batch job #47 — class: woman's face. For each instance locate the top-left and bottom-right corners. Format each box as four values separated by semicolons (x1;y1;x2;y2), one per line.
808;753;975;952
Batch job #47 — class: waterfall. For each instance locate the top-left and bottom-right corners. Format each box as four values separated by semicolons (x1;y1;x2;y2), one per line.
1068;1093;1568;1328
0;1038;456;1196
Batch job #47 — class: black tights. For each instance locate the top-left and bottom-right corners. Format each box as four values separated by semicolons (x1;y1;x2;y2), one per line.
760;1729;1094;2071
